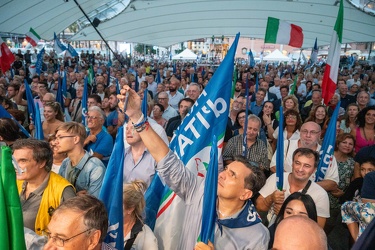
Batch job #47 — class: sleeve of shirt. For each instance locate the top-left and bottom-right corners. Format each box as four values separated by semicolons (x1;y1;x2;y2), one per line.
87;161;106;198
259;174;277;198
156;150;199;203
222;137;235;161
270;149;277;169
313;186;330;218
61;186;76;202
259;141;270;170
323;156;340;184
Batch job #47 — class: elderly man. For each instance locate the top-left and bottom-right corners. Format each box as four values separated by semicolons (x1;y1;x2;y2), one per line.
270;121;339;192
187;83;201;102
56;122;106;198
117;85;270;250
301;90;323;121
84;106;113;166
13;139;75;235
257;148;330;228
69;85;83;123
156;91;178;121
223;114;270;171
357;91;370;111
43;195;114;250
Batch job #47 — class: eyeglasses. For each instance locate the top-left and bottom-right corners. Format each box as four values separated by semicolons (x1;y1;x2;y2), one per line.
42;228;92;247
55;135;76;141
87;116;100;120
238;116;246;120
286;115;297;120
300;130;320;135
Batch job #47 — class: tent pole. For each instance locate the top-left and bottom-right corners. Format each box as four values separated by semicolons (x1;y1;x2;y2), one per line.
73;0;125;68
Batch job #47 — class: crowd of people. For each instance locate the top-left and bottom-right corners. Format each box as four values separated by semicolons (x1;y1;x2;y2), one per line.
1;49;375;249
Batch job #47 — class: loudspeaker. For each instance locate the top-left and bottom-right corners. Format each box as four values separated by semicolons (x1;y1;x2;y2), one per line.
92;18;101;28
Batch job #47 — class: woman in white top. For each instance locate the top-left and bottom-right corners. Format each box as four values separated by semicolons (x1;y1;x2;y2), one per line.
124;180;158;250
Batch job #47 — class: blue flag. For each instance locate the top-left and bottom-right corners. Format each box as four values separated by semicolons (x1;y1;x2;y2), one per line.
255;72;259;93
276;106;284;190
56;76;64;112
67;44;78;57
315;102;340;182
99;126;124;249
0;106;30;138
243;77;250;156
173;62;176;74
53;32;67;54
305;39;319;70
134;71;139;92
107;68;111;87
34;102;43;140
35;48;45;75
249;50;255;67
200;135;218;244
116;79;120;95
156;68;161;84
141;89;148;115
81;77;88;126
144;33;240;249
24;80;35;124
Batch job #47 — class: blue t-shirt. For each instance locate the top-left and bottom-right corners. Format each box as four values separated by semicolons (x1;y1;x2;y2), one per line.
85;129;113;166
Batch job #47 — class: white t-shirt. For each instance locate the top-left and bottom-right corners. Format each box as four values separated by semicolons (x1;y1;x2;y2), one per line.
272;128;300;141
270;139;339;184
259;173;330;218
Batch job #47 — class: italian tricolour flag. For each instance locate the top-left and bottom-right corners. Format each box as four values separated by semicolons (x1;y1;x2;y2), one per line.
265;17;304;48
25;28;40;47
321;0;344;105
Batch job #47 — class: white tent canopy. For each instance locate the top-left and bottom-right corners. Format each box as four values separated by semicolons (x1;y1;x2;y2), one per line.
172;49;197;60
263;49;290;62
0;0;374;47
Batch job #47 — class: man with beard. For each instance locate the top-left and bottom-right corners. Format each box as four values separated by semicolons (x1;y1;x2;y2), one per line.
167;77;184;110
69;85;83;123
106;93;125;138
233;81;244;100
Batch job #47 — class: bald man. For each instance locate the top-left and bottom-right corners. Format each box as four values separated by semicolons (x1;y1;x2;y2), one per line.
273;216;327;250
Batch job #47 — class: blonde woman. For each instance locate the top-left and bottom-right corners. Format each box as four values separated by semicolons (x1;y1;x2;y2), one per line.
124;180;158;250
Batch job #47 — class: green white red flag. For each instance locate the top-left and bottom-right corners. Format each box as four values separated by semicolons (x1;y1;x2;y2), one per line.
25;28;41;47
321;0;344;105
265;17;304;48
